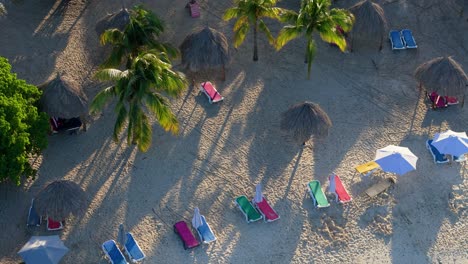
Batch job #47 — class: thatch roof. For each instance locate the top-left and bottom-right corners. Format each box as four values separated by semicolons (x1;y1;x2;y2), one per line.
180;27;229;72
0;3;6;17
35;180;88;221
415;56;468;103
39;74;88;118
280;101;332;144
95;7;130;36
349;0;387;47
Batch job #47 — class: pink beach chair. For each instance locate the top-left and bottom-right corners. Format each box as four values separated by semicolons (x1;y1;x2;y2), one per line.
328;174;352;204
189;2;200;18
200;82;224;104
47;217;64;231
174;221;199;250
253;197;280;222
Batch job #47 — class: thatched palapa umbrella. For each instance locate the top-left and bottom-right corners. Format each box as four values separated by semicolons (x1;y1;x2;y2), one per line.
280;101;332;145
39;73;88;130
415;56;468;107
95;7;130;36
180;27;229;81
349;0;387;51
35;180;88;221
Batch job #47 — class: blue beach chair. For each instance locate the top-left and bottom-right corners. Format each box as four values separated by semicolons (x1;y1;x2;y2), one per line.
389;30;405;50
426;140;448;164
102;240;128;264
195;215;217;244
124;233;145;263
401;29;417;48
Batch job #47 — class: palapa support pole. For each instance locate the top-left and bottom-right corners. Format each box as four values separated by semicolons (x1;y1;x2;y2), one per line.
80;114;87;132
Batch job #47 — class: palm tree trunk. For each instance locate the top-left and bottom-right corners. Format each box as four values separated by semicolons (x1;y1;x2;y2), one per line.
253;19;258;61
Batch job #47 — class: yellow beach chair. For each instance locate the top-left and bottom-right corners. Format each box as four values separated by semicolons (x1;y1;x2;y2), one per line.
355;161;380;177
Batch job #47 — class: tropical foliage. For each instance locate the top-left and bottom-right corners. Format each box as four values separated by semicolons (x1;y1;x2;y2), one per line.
223;0;284;61
0;57;49;185
90;51;187;152
276;0;354;78
100;4;178;68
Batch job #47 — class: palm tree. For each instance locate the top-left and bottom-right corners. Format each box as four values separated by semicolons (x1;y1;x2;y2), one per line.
100;4;178;68
90;51;188;152
276;0;354;78
223;0;283;61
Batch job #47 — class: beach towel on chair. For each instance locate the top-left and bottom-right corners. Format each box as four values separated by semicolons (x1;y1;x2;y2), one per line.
47;217;64;231
253;197;280;222
235;195;262;223
189;2;200;18
200;82;224;104
307;181;330;208
328;174;352;203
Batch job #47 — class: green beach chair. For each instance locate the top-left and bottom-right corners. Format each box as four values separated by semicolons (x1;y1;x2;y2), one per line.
234;195;262;223
307;180;330;208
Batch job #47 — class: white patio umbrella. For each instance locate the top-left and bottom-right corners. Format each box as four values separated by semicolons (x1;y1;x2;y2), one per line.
254;184;263;203
18;235;69;264
432;130;468;157
192;207;203;229
374;145;418;175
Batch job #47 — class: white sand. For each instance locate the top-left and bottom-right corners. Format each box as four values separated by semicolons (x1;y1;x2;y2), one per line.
0;0;467;263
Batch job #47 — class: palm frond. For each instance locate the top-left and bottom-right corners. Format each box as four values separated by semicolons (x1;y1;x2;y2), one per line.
276;26;302;50
94;69;125;81
112;102;128;141
258;20;275;45
89;86;117;114
145;92;179;134
223;7;241;21
233;23;250;48
100;29;124;46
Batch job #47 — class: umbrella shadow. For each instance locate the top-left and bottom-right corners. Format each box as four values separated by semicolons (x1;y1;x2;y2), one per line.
389;134;462;263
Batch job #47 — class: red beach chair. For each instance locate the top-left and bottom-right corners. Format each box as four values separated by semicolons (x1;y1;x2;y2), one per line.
174;221;199;250
328;174;352;204
47;217;64;231
253;197;280;222
200;81;224;104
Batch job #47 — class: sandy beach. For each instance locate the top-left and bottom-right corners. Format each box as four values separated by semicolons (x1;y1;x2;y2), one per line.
0;0;467;263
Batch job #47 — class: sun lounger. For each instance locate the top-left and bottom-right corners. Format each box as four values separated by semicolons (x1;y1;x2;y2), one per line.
124;233;145;263
174;221;199;250
355;161;380;177
200;81;224;104
102;240;129;264
27;199;41;227
47;217;64;231
189;2;200;18
401;29;417;49
389;30;405;50
426;140;449;164
365;178;394;198
252;196;280;222
234;195;262;223
454;155;466;163
328;174;352;204
194;215;217;244
307;180;330;208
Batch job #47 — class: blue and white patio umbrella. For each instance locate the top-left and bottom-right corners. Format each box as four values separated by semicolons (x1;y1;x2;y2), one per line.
432;130;468;157
18;235;69;264
374;145;418;175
